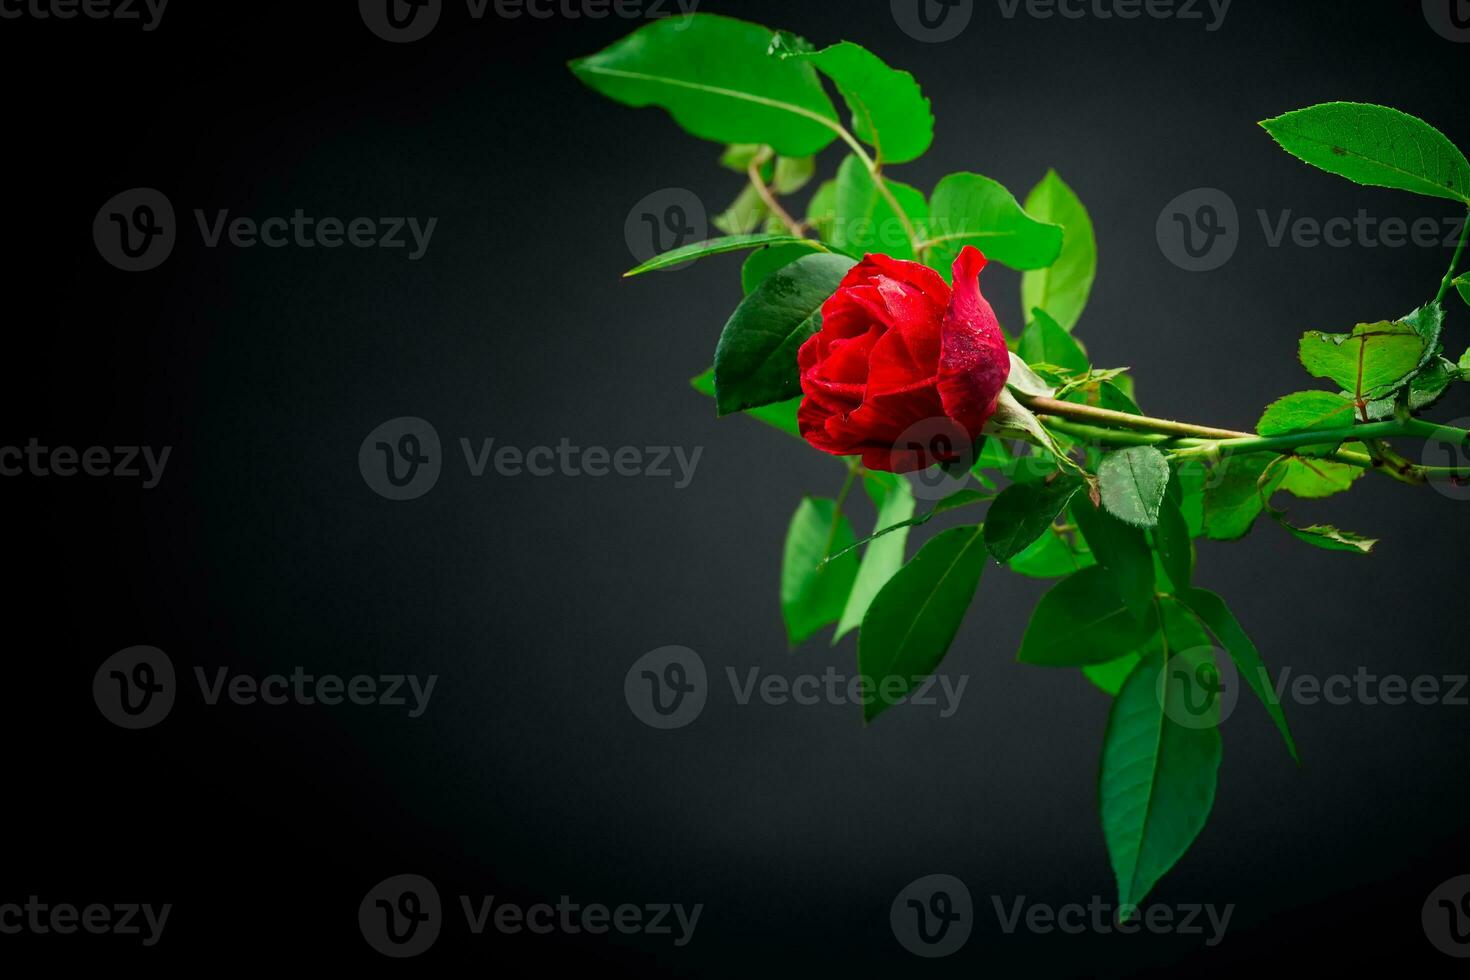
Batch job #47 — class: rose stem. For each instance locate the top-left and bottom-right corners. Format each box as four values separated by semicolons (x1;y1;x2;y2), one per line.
1023;398;1470;482
746;151;806;239
1435;207;1470;305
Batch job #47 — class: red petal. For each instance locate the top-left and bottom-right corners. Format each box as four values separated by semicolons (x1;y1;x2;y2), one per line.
853;253;951;309
819;327;882;384
937;246;1009;439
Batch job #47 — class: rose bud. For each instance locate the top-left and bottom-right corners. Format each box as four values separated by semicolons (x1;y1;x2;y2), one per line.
796;245;1010;473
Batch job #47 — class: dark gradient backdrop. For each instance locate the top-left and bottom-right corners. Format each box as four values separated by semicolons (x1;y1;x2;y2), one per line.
5;0;1470;974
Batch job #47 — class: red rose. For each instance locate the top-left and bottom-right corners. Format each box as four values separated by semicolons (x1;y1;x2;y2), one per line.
796;246;1010;473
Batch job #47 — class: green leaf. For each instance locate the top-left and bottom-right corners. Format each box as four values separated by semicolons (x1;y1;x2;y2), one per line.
984;472;1085;562
1153;492;1194;592
1071;498;1156;620
805;178;838;239
713;184;770;235
1299;320;1427;399
1061;380;1141;426
1086;599;1208;696
1260;102;1470;204
1021;170;1097;332
1173;462;1207;538
781;497;859;646
1017;308;1089;375
625;233;825;277
972;435;1016;478
773;155;816;194
987;389;1076;471
926;173;1064;271
1402;301;1446;359
1004;351;1059;398
1268;509;1377;554
568;14;840;157
1455;272;1470;307
1173;588;1299;763
1350;301;1451;412
714;251;855;415
1059;365;1131;390
689;368;800;437
858;525;988;723
1278;451;1365;499
1360;357;1458;420
831;154;928;260
776;40;933;164
1083;654;1140;696
1008;526;1094;579
741;243;816;295
1156;596;1213;653
835;473;917;642
1099;380;1138;414
1282;520;1377;554
1097;447;1171;529
1202;453;1286;541
823;488;992;565
1017;566;1158;667
1100;649;1221;912
719;143;765;172
1256;390;1356;436
1113;373;1138;404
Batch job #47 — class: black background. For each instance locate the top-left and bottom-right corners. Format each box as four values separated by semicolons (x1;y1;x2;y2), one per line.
5;0;1470;974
